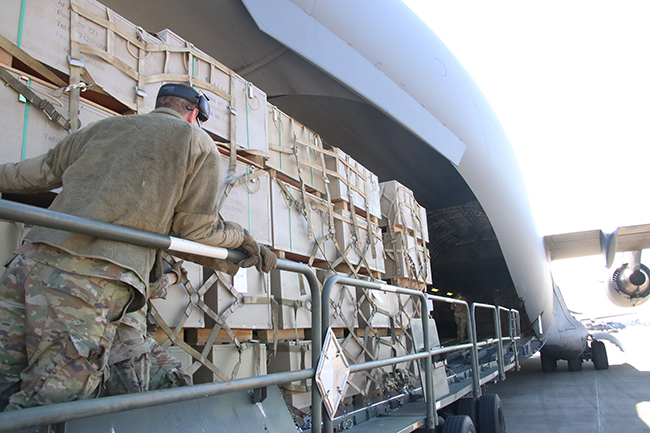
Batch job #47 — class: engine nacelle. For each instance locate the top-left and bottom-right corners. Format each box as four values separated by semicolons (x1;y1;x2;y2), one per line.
606;263;650;307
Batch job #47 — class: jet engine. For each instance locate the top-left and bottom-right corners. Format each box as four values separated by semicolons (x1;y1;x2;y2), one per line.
606;262;650;307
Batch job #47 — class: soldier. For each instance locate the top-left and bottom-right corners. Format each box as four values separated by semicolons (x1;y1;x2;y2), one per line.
0;83;276;410
104;259;192;395
450;294;469;343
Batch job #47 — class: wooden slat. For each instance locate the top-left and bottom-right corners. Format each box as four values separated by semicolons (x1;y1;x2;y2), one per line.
184;328;254;346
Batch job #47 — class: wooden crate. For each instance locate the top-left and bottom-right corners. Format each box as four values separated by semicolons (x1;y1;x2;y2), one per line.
325;147;381;219
380;180;429;241
217;152;272;247
1;0;268;152
0;67;116;165
333;209;385;274
270;268;357;329
270;177;337;262
383;232;432;285
267;103;326;194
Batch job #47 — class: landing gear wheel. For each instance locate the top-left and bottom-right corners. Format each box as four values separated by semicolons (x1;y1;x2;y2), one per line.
477;394;505;433
567;356;582;372
541;351;557;373
591;340;609;370
441;415;476;433
455;397;478;426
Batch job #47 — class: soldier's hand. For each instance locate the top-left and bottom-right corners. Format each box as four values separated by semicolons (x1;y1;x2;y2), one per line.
256;246;278;273
168;260;186;284
237;230;260;268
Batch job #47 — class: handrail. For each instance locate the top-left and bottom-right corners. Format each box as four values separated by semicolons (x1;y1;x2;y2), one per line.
426;294;480;397
321;276;437;432
0;368;314;432
0;200;324;433
0;199;246;262
509;308;521;371
0;200;524;432
471;302;500;396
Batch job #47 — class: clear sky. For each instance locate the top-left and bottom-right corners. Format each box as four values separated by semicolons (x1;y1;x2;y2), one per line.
402;0;650;236
402;1;650;318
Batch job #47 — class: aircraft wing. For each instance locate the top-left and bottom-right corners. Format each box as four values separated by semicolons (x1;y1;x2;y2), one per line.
544;223;650;264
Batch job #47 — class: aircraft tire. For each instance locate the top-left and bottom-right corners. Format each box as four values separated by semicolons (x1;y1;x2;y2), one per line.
567;357;582;372
540;351;557;373
477;394;505;433
455;396;478;426
441;415;477;433
592;341;609;370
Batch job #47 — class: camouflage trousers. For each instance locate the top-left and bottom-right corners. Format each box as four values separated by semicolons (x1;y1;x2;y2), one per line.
104;307;191;395
455;313;468;342
0;252;133;410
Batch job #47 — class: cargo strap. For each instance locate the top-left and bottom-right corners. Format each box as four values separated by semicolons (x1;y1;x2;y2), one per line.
0;66;73;131
0;35;67;87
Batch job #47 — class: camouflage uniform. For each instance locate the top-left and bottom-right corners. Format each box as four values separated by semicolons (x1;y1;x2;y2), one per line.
451;297;468;343
0;243;138;410
0;107;253;410
104;273;191;395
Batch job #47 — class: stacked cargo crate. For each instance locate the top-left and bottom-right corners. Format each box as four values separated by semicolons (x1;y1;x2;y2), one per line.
0;0;272;386
380;180;432;290
0;0;431;417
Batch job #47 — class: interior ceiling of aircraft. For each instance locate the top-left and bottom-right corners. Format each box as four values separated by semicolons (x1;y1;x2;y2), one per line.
99;0;509;299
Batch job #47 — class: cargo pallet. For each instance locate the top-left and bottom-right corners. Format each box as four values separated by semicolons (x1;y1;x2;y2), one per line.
0;201;523;433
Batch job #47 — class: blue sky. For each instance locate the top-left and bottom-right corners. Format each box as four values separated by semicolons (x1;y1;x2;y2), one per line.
402;1;650;317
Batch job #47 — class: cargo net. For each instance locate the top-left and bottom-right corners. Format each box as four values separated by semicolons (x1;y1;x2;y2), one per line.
380;183;431;290
148;253;268;382
147;122;424;411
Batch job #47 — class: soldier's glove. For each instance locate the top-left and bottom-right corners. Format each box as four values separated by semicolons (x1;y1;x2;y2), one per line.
169;260;186;284
171;252;240;276
257;246;278;273
237;229;260;268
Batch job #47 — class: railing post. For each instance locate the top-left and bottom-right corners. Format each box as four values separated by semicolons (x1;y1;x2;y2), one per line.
511;309;520;371
470;303;481;398
419;290;438;431
322;277;437;432
496;307;506;381
276;260;322;433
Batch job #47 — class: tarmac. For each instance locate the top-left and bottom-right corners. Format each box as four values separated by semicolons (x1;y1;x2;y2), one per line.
483;325;650;433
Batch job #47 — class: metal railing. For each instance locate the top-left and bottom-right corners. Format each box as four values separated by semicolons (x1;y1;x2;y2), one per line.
322;276;437;432
0;200;522;432
0;200;325;433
